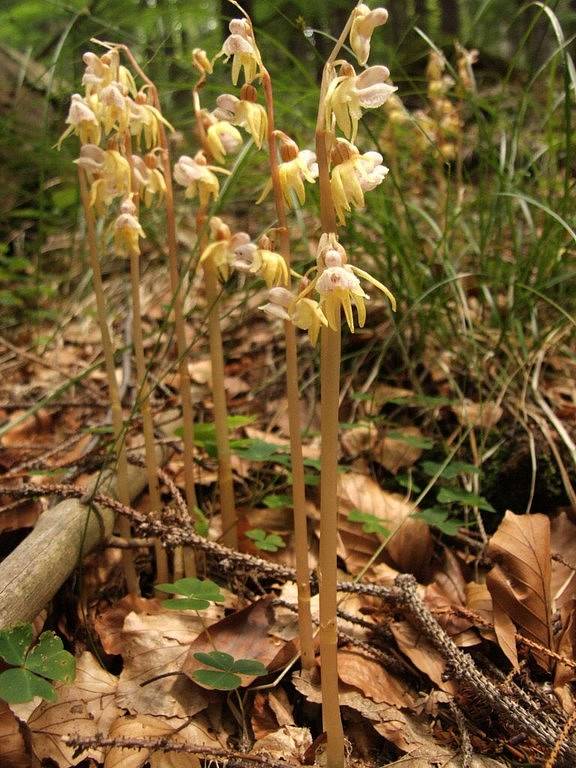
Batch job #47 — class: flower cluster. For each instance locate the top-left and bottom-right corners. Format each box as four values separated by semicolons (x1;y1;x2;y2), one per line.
60;45;177;258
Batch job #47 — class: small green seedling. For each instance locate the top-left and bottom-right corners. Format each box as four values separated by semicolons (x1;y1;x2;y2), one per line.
245;528;286;552
192;650;268;690
347;509;389;536
155;577;225;611
436;487;495;512
262;494;293;509
0;624;75;703
415;507;467;536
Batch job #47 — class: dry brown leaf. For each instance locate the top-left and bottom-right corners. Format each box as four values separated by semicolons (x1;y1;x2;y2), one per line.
116;609;216;717
384;756;507;768
251;726;312;765
555;600;576;687
551;511;576;610
105;713;221;768
0;700;30;768
390;620;457;694
183;598;294;686
376;426;424;474
465;581;498;644
486;511;553;670
452;399;503;429
336;647;415;707
341;424;378;457
95;596;165;655
11;652;121;767
363;384;414;417
337;472;432;580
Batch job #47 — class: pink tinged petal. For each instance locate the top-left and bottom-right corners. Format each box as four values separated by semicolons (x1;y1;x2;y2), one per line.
260;302;291;321
215;94;240;119
268;287;294;307
223;34;255;56
229;18;251;36
356;65;391;88
357;82;397;109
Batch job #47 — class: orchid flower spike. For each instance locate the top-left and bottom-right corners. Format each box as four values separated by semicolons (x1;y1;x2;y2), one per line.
220;18;262;86
114;196;145;258
350;4;389;66
324;63;396;142
314;233;395;332
200;216;254;282
215;85;268;149
259;287;327;346
99;81;130;135
127;90;174;150
173;151;229;207
330;139;389;224
257;134;318;207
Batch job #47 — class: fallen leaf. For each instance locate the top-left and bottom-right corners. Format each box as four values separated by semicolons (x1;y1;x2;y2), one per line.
551;512;576;610
375;426;425;474
95;596;165;655
341;424;378;457
116;609;216;717
452;399;503;429
337;647;415;707
390;620;457;694
11;652;121;767
486;511;553;670
251;725;312;765
0;700;30;768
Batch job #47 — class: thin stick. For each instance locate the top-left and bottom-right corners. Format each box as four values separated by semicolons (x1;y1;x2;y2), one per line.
77;167;139;595
261;67;315;669
193;82;237;550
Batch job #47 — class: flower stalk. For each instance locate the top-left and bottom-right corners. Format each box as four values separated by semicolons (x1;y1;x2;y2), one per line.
78;168;140;595
193;77;237;550
261;68;315;670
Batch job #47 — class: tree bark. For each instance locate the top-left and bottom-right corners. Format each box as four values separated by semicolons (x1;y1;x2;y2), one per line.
0;444;168;629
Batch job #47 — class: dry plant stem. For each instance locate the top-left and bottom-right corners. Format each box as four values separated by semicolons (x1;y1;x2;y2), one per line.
261;68;315;670
128;250;169;584
78;168;139;595
194;85;237;550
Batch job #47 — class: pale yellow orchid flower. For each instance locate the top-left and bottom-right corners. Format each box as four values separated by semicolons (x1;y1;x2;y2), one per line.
330;139;389;224
350;4;389;66
114;197;145;258
257;137;318;207
200;217;254;282
74;145;131;215
128;91;174;150
205;119;243;164
173;152;229;207
215;87;267;149
259;287;327;346
132;152;166;208
59;94;101;147
324;63;396;142
220;18;261;86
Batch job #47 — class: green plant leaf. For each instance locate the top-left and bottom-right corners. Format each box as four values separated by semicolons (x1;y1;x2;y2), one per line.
245;528;286;552
415;507;465;536
347;509;389;536
421;461;480;479
193;508;210;537
262;494;292;508
192;669;241;690
437;487;495;511
155;578;224;610
193;651;234;671
0;668;56;704
232;439;287;462
0;624;32;666
24;632;75;683
230;659;268;676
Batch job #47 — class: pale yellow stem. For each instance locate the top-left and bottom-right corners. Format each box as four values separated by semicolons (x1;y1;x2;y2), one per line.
78;168;139;595
261;68;315;670
129;250;169;585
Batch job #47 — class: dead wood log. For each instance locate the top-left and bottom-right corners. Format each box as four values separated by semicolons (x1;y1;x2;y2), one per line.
0;445;167;629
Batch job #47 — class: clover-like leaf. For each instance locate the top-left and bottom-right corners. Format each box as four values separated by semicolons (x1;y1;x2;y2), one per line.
0;624;32;666
262;494;292;509
193;650;234;671
25;631;76;683
230;658;268;676
0;668;56;704
192;669;241;690
437;487;495;512
155;578;225;610
415;507;466;536
245;528;286;552
347;509;389;536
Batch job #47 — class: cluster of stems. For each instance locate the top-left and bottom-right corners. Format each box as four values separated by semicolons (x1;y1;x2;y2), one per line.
62;3;396;765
